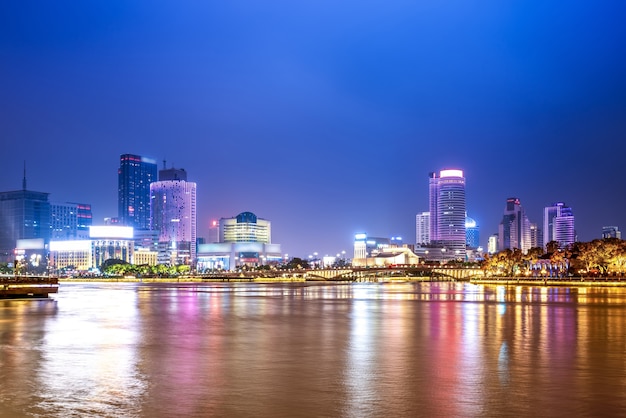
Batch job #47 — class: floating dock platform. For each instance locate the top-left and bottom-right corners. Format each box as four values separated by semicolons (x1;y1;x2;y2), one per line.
0;276;59;298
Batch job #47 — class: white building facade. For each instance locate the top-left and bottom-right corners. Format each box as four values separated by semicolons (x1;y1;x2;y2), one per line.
543;202;575;249
415;211;430;245
49;226;135;273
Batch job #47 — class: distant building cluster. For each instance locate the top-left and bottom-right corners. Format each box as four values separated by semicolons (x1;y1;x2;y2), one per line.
1;159;622;272
357;169;470;264
491;198;576;254
409;169;609;262
352;234;419;267
411;169;476;262
0;154;280;273
196;211;282;271
355;167;605;264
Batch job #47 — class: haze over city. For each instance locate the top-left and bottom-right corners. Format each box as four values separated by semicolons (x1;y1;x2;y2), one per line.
1;1;625;258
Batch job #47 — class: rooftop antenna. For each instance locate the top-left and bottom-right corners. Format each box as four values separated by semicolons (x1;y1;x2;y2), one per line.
163;159;166;169
22;161;27;191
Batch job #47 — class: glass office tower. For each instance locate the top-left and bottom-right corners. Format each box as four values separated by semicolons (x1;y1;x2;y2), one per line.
0;190;50;263
118;154;158;230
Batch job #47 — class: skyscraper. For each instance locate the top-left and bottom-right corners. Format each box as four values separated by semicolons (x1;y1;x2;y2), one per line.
118;154;158;230
0;167;51;264
465;216;480;249
150;166;197;265
529;222;542;249
51;202;93;240
602;226;621;239
0;190;51;263
488;233;499;254
499;197;531;253
428;169;466;258
543;202;575;248
415;211;430;245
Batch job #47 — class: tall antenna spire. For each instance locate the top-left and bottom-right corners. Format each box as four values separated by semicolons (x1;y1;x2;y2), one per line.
163;159;166;169
22;161;27;190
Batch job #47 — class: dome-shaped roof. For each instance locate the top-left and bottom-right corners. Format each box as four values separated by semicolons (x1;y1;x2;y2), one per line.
236;212;257;224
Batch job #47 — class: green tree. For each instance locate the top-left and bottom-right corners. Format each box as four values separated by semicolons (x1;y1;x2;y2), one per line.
176;264;191;275
285;257;310;269
102;258;127;274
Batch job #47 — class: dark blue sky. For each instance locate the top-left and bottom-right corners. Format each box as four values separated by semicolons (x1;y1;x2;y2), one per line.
1;1;625;258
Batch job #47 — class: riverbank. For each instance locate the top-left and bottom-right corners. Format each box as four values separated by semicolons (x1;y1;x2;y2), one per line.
471;277;626;287
58;277;307;283
57;276;626;287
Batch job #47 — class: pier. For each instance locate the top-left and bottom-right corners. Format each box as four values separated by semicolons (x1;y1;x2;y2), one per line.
0;275;59;298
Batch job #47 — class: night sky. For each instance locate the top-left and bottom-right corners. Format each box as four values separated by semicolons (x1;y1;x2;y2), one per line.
1;1;625;258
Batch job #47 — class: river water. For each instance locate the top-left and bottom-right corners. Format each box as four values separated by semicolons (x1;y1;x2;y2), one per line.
1;281;625;417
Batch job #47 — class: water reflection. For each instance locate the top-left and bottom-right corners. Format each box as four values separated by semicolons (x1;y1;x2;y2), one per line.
1;282;626;417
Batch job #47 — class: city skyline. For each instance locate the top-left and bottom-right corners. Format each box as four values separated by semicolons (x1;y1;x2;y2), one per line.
2;2;625;258
1;157;616;258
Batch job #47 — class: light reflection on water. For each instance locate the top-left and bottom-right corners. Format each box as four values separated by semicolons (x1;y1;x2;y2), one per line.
1;282;626;417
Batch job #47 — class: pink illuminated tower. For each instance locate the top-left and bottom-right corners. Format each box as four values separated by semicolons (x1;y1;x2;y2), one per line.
150;167;197;265
428;169;466;259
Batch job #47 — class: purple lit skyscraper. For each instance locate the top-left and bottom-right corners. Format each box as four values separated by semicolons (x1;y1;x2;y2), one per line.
428;169;466;259
543;202;575;249
150;167;197;265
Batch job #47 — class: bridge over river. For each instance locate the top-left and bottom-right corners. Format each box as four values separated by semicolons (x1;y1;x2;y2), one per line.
200;266;484;282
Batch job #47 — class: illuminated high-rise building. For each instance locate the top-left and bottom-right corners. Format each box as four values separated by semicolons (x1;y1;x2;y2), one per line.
150;167;197;265
543;202;575;248
196;212;281;270
465;216;479;249
220;212;271;244
488;233;499;254
118;154;158;230
415;211;430;245
499;197;531;253
51;202;92;240
0;167;50;264
602;226;621;239
0;189;51;263
428;169;466;258
529;222;542;249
